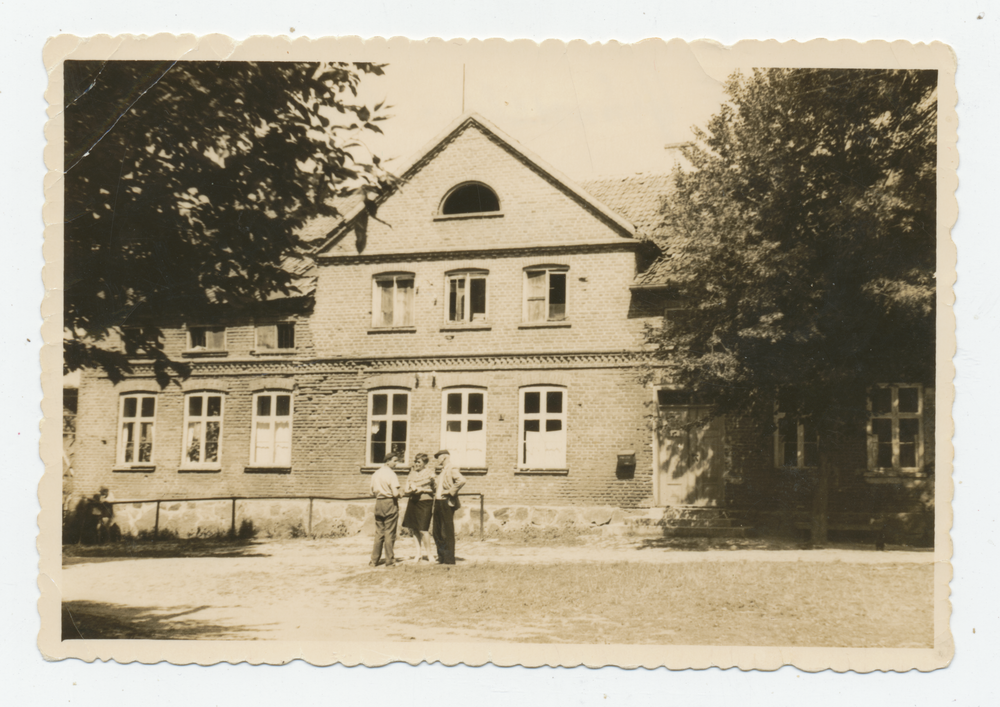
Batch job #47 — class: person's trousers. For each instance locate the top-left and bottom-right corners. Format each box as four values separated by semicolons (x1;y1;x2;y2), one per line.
432;499;456;564
371;497;399;564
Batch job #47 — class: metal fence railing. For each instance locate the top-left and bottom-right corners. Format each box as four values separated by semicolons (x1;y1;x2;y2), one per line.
109;493;487;542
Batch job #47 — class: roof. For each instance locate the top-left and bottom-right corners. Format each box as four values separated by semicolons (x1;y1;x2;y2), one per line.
313;112;638;255
580;173;679;288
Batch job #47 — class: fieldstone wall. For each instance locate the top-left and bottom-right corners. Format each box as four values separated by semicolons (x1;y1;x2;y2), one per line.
108;499;634;539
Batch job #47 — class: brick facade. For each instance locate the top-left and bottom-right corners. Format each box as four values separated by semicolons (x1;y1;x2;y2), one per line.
69;114;935;539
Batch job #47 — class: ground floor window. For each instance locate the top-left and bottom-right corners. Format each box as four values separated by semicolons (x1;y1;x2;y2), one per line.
869;384;923;472
519;386;567;469
441;388;487;468
183;393;223;467
118;394;156;465
251;392;292;467
368;389;409;466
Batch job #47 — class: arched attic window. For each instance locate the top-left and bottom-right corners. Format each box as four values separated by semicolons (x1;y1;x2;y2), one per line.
440;182;501;215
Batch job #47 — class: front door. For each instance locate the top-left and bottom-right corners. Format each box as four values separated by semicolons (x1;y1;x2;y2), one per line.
654;395;726;507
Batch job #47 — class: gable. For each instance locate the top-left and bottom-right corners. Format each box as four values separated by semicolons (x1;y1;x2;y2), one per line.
315;116;636;259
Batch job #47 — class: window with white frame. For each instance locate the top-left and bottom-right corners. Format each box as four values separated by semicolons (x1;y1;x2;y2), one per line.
446;271;488;324
256;322;295;350
524;266;568;322
869;385;924;472
251;392;292;467
441;388;487;468
373;273;415;328
188;325;226;351
519;386;567;469
118;394;156;465
367;389;409;466
182;393;223;467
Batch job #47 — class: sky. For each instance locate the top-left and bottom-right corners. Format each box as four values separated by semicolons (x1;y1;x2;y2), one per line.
350;40;730;181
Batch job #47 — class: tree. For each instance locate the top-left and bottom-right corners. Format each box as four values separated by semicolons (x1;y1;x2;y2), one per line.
64;61;389;383
649;68;937;542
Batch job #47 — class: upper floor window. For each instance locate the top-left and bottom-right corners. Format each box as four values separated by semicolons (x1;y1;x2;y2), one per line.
441;388;487;468
519;386;567;469
188;326;226;351
869;385;924;472
183;393;223;468
118;394;156;465
373;273;415;328
256;322;295;350
120;326;160;357
367;389;409;466
446;270;488;324
524;266;568;322
440;182;500;215
251;392;292;467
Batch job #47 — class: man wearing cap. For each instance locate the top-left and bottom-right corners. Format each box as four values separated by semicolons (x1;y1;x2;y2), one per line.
431;449;466;565
369;452;402;567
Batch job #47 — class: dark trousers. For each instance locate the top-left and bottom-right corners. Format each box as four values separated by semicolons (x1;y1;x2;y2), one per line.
371;497;399;564
432;499;456;564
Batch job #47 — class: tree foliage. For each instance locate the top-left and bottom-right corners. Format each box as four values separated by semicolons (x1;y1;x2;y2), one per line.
650;68;937;431
64;61;389;382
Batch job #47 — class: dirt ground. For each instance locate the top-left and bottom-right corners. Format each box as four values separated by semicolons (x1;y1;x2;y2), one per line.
60;533;935;645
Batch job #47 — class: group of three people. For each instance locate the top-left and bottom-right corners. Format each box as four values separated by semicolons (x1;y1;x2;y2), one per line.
369;448;466;567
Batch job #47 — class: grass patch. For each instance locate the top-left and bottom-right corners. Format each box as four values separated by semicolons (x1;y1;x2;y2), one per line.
344;561;933;647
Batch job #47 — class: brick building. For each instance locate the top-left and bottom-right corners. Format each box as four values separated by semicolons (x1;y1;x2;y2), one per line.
68;114;935;540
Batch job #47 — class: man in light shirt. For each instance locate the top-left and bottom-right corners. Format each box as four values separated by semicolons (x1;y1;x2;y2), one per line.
369;451;401;567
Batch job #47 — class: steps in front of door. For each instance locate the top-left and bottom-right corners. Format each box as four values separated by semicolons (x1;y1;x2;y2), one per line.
603;508;754;538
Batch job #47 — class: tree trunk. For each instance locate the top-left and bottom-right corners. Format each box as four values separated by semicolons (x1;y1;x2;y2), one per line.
811;449;830;546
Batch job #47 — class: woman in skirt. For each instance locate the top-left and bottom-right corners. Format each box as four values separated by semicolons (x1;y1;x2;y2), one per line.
401;453;435;562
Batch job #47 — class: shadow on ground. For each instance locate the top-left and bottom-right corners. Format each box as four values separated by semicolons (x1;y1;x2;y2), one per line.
62;601;256;640
63;539;270;565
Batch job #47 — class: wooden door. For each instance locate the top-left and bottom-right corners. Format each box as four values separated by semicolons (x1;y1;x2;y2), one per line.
654;404;726;507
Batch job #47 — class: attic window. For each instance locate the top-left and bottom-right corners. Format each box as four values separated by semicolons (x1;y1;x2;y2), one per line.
441;183;500;215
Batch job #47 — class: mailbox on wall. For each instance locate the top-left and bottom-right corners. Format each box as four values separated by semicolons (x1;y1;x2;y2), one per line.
616;450;636;478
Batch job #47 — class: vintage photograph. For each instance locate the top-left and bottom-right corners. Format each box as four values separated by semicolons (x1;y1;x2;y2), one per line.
40;36;955;669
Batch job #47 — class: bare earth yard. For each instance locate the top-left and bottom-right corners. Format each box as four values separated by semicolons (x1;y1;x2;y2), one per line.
60;535;934;647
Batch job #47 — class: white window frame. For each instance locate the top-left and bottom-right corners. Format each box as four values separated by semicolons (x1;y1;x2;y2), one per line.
250;391;293;467
523;266;569;322
774;411;819;469
868;384;924;472
181;392;224;469
187;325;226;351
117;393;157;466
445;270;489;324
440;388;488;469
372;273;415;328
367;388;411;467
255;321;296;350
518;385;568;469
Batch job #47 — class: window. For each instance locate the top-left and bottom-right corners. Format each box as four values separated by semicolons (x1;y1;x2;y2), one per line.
774;415;819;468
524;267;568;322
441;182;500;215
120;326;160;357
446;271;488;323
519;386;567;469
373;273;415;328
118;394;156;465
869;385;924;472
441;389;487;468
368;389;409;466
256;322;295;350
182;393;223;468
188;326;226;351
251;392;292;467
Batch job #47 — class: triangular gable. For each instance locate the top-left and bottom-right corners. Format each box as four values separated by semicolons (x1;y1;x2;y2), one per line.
313;113;637;257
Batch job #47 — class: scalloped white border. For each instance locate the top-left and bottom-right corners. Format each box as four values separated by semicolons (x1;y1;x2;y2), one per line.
39;34;956;671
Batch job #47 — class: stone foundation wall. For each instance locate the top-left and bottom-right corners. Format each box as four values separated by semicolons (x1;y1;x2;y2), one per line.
108;499;635;539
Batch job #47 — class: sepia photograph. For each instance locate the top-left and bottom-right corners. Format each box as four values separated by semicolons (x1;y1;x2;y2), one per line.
40;35;955;670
